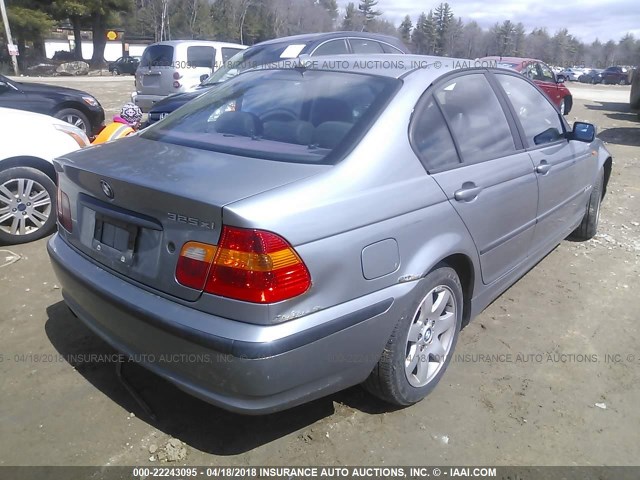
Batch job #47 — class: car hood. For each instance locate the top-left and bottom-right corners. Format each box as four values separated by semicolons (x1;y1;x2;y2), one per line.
16;81;86;97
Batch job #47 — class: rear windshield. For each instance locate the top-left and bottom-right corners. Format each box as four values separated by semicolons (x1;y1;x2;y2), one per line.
141;69;398;165
140;45;174;68
221;47;244;63
202;42;313;85
187;46;216;68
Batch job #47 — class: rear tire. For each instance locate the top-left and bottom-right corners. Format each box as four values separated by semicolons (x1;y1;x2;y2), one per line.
363;266;463;406
0;167;57;245
111;68;120;76
572;169;604;241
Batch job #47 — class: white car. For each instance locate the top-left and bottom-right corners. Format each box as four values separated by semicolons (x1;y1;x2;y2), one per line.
0;107;89;244
557;67;587;82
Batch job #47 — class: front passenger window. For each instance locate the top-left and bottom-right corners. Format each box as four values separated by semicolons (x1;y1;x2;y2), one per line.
496;74;564;147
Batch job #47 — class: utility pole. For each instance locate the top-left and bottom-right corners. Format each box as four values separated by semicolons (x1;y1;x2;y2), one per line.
0;0;20;76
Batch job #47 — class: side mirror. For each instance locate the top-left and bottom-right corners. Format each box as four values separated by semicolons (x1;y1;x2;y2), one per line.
570;122;596;142
200;74;209;83
556;76;565;84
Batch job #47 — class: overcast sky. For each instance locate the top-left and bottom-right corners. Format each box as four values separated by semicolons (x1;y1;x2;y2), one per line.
338;0;640;43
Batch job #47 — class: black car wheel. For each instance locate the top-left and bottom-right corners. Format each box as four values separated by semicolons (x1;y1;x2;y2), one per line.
54;108;90;134
112;68;120;76
572;169;604;241
0;167;57;245
363;266;463;406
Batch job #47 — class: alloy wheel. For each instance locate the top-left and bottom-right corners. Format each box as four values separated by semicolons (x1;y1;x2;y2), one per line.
61;113;87;133
0;178;52;237
404;285;457;388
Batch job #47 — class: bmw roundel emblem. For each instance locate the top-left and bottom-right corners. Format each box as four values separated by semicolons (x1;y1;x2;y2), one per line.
100;180;114;199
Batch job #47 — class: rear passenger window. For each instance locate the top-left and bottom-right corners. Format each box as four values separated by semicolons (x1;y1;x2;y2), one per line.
411;96;459;171
187;46;216;68
350;39;384;53
496;74;564;147
312;40;349;56
435;74;516;164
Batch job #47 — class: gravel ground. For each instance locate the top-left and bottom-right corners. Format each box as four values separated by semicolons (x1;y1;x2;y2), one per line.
0;78;638;467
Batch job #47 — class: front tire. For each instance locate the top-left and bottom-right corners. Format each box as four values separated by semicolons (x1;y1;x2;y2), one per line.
111;68;120;76
363;266;463;406
560;96;572;115
572;169;604;241
0;167;57;245
54;108;90;134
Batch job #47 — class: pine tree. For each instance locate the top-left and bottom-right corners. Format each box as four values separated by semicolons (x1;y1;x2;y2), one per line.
433;2;453;55
410;13;427;54
358;0;381;31
398;14;412;46
342;2;359;31
318;0;338;22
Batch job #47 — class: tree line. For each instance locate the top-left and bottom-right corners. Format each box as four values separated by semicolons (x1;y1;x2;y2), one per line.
1;0;639;68
399;4;639;68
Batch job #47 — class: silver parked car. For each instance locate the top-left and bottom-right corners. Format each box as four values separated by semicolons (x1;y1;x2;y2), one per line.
133;40;246;112
48;55;612;414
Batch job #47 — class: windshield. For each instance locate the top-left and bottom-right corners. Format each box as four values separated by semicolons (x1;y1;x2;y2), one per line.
201;41;312;86
142;69;399;165
496;62;520;70
140;45;174;68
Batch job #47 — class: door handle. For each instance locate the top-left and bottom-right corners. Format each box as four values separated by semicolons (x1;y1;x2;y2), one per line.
454;182;482;202
535;160;552;174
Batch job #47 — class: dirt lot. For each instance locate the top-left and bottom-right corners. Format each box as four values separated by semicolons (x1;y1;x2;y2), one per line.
0;79;639;467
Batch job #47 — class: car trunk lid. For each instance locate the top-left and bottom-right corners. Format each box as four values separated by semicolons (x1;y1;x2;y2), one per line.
55;136;328;301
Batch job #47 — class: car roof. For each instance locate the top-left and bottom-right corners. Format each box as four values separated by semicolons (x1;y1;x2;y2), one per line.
149;40;246;48
256;31;408;51
480;56;543;71
251;54;477;82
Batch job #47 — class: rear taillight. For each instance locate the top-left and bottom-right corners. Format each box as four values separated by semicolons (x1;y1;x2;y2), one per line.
175;227;311;303
56;186;72;232
175;242;217;290
173;81;181;88
172;72;182;80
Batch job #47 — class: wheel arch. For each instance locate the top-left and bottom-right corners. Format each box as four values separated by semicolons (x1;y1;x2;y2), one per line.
51;101;92;120
562;94;573;114
602;157;612;199
0;156;56;183
437;253;475;328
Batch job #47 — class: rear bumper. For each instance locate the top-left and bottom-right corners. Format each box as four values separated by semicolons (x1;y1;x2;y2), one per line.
47;234;411;414
132;93;165;112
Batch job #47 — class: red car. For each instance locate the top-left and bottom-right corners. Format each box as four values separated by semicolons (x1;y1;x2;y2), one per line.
481;56;573;115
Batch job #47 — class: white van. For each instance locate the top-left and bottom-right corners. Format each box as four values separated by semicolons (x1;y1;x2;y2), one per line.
132;40;246;112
